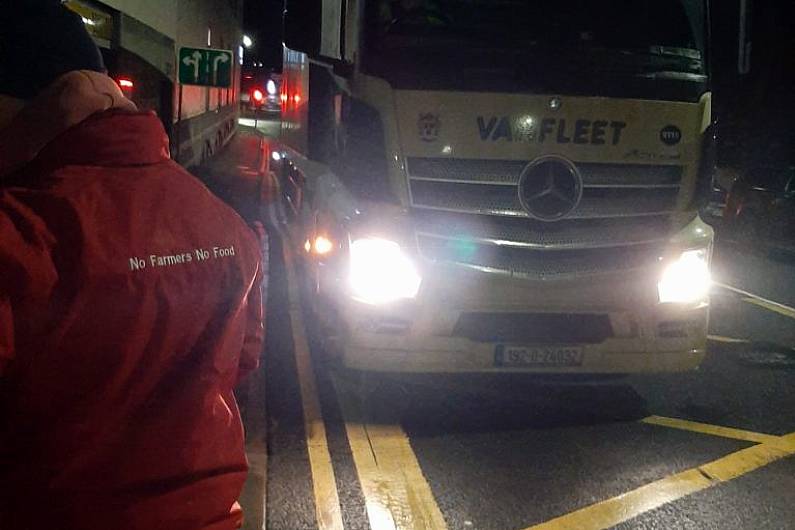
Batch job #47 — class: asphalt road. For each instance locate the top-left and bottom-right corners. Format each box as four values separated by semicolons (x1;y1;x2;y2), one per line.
239;115;281;138
245;119;795;530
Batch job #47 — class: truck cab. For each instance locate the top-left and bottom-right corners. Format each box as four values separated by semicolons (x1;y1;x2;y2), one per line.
273;0;715;374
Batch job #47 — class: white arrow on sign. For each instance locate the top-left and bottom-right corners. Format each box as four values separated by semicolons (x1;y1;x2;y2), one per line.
212;53;230;86
182;50;203;81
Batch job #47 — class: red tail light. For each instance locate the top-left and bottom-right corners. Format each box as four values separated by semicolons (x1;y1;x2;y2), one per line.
117;78;134;91
252;89;264;102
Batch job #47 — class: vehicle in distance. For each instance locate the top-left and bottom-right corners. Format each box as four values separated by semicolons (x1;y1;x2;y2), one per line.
241;69;282;115
273;0;716;374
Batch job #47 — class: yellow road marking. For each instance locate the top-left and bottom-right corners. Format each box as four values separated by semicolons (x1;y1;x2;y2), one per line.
714;282;795;320
742;297;795;320
707;334;749;344
525;432;795;530
284;247;345;530
332;374;449;530
641;415;780;444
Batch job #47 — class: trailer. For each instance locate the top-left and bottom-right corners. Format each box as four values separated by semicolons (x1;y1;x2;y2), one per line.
66;0;244;168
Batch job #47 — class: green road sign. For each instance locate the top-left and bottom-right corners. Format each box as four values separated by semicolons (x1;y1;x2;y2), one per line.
178;47;234;88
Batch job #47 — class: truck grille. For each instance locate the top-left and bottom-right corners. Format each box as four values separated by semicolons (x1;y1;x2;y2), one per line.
408;158;682;188
417;234;662;278
407;158;682;220
407;157;683;277
414;210;672;250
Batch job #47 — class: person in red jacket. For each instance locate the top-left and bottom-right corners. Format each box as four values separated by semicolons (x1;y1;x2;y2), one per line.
0;3;265;529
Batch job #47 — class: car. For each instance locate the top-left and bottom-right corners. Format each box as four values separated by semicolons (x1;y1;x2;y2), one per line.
240;69;282;115
723;165;795;252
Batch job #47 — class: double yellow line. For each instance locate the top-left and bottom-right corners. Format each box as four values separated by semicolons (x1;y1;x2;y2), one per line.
285;247;345;530
332;374;449;530
285;245;446;530
715;281;795;320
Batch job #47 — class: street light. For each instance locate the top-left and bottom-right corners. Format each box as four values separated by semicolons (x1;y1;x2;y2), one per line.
243;35;253;48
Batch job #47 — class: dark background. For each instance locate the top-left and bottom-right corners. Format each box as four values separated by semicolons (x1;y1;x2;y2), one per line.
244;0;795;168
710;0;795;168
244;0;284;69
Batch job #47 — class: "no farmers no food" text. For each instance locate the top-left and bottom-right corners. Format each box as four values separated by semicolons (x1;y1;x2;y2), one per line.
128;246;236;271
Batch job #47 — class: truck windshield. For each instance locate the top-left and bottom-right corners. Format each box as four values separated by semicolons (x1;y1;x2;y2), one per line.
363;0;708;99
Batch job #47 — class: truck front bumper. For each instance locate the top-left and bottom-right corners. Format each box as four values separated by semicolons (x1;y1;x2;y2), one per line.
316;216;713;374
343;332;707;374
339;294;707;374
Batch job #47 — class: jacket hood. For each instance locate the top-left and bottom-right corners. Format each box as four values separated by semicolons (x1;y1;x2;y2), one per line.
0;70;155;178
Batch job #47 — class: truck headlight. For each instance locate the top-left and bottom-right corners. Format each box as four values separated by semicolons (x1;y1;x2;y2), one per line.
657;248;711;304
349;238;421;304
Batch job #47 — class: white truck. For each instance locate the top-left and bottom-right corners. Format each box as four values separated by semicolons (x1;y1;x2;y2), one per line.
273;0;715;374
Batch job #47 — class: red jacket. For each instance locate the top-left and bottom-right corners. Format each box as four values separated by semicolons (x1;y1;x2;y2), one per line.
0;72;264;530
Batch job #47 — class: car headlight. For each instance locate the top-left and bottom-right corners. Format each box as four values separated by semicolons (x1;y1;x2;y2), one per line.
266;79;277;95
349;238;422;304
657;248;711;304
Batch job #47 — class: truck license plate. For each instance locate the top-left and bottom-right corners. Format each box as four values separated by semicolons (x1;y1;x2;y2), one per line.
495;345;584;367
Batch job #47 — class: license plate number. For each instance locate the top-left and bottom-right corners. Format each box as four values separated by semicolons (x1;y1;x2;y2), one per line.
495;345;584;367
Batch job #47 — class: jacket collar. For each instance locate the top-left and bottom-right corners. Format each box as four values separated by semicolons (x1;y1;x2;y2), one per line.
31;110;172;173
0;70;169;178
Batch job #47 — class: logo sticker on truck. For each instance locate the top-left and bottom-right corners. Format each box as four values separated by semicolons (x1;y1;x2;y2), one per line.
418;113;441;142
660;125;683;146
477;116;627;145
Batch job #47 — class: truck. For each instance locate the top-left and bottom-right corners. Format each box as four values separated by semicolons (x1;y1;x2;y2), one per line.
66;0;244;168
273;0;716;374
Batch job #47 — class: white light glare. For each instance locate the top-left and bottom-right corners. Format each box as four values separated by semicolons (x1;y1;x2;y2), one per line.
266;79;277;95
314;236;334;255
658;248;711;304
243;35;253;48
271;151;282;161
81;17;96;26
349;238;421;305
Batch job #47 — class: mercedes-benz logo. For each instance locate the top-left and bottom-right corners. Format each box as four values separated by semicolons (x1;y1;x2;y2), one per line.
518;156;583;221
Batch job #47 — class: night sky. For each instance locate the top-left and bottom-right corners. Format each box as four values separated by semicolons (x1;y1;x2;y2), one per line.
244;0;283;69
711;0;795;166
